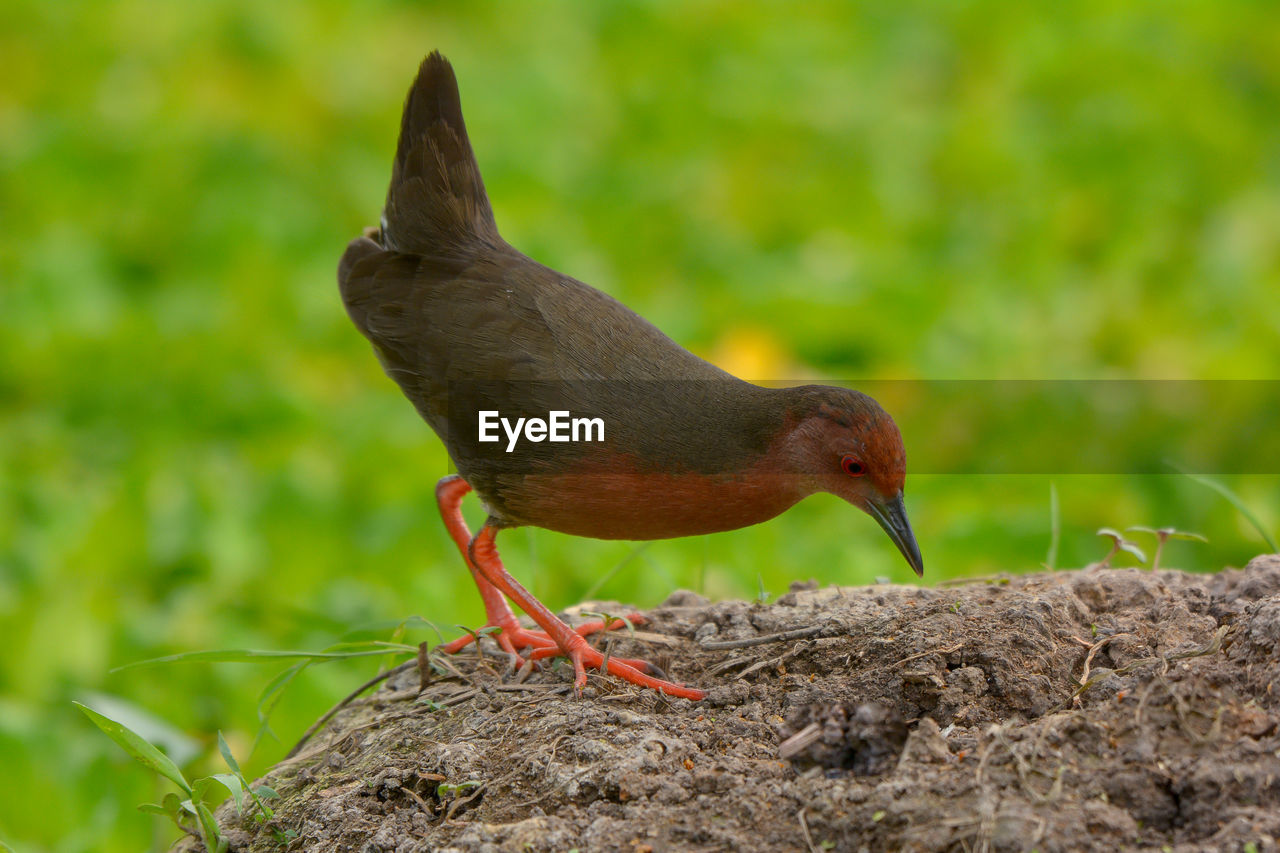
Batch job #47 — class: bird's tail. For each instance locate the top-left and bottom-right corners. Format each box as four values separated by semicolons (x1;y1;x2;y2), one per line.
380;51;500;255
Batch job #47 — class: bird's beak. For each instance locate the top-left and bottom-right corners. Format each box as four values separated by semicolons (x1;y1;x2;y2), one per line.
867;492;924;577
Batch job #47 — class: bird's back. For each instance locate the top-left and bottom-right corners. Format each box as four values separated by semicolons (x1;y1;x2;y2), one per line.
339;54;790;530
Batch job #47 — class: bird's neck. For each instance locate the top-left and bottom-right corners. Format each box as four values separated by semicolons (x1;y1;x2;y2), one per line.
723;386;825;495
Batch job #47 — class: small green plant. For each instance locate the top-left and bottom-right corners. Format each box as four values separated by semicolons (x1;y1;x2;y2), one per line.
1095;528;1146;568
1126;526;1207;570
756;574;771;605
950;601;962;614
216;732;297;844
76;702;287;851
579;609;638;675
579;610;637;638
437;780;483;798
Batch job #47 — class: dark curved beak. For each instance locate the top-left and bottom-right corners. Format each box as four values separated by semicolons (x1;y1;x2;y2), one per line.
868;492;924;577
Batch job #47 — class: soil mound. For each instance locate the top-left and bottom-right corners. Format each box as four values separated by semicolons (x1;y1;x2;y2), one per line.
178;555;1280;852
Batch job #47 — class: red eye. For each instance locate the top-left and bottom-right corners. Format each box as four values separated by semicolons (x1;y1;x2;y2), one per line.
841;455;865;477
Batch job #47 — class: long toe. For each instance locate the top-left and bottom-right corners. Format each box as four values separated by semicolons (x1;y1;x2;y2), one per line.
439;623;556;657
567;640;704;701
526;646;653;673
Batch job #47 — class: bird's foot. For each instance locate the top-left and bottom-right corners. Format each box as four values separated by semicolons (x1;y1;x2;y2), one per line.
558;633;706;701
437;614;700;698
438;612;647;659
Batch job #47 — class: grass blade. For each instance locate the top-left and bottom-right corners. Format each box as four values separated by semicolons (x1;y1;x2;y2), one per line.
112;642;418;672
581;542;651;601
252;661;312;754
1170;465;1278;553
194;801;226;853
74;701;192;795
1046;481;1060;570
217;731;241;775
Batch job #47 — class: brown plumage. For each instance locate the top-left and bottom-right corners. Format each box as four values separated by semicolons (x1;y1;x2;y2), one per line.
339;52;922;700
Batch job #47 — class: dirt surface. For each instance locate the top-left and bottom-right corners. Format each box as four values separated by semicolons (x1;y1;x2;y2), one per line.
178;555;1280;852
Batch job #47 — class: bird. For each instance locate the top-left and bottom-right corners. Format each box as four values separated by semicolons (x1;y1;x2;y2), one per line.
338;52;922;701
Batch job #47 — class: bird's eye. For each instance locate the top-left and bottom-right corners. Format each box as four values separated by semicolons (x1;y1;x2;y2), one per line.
841;455;865;477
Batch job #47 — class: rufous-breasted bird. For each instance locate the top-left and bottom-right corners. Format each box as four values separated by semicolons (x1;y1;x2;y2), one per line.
339;52;922;701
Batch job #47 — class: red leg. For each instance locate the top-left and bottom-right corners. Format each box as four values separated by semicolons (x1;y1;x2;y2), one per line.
468;523;705;701
433;476;649;662
435;476;536;657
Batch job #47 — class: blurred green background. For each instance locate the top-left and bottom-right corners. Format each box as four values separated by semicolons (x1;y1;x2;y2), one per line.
2;1;1278;849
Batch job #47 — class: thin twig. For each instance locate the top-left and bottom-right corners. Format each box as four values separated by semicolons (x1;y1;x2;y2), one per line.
778;723;823;760
1116;625;1229;675
797;808;821;853
430;651;478;686
707;656;756;676
492;682;570;694
285;660;415;759
936;574;1012;588
279;711;419;767
892;642;964;669
734;644;807;680
417;642;431;691
437;688;481;708
700;625;826;650
402;785;432;814
1070;634;1126;707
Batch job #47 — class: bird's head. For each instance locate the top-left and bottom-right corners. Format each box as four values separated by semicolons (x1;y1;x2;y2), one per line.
779;386;923;576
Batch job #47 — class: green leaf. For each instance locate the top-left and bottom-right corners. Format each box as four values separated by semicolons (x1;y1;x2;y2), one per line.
137;803;170;816
210;773;245;812
74;701;192;795
253;785;280;799
78;692;200;766
194;802;224;853
1117;541;1147;563
190;777;217;801
1126;525;1208;543
217;731;242;775
161;792;184;818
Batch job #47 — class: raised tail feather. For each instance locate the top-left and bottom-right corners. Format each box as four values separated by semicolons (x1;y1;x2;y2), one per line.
381;51;500;255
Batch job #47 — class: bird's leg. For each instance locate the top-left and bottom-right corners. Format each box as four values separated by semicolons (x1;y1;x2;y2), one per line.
433;476;646;659
468;522;705;701
435;476;533;658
